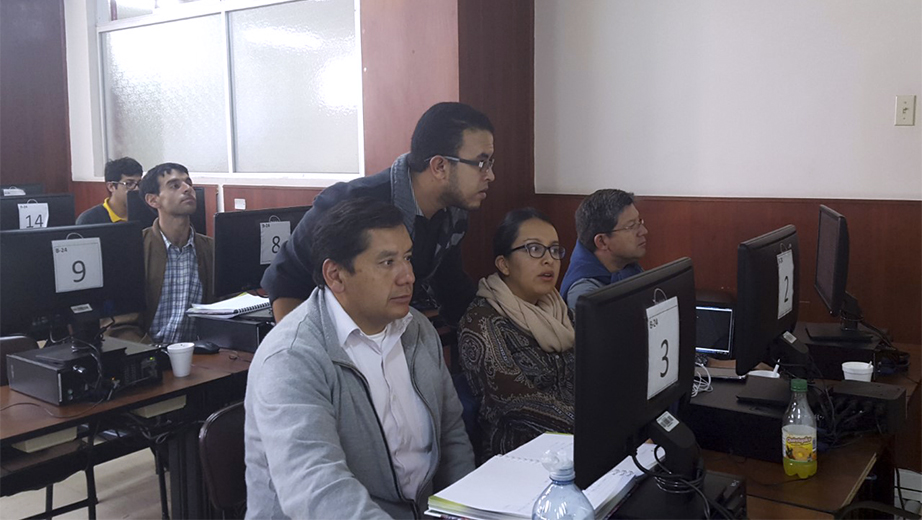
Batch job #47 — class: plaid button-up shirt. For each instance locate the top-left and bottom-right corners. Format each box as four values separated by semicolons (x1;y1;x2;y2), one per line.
149;229;203;344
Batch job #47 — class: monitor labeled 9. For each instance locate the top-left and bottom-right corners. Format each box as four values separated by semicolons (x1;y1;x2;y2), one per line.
0;222;146;341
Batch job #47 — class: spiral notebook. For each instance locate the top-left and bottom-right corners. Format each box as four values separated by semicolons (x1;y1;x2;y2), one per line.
426;433;656;520
186;293;270;318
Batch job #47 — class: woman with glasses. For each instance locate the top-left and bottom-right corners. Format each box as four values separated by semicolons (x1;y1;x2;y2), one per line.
458;207;575;461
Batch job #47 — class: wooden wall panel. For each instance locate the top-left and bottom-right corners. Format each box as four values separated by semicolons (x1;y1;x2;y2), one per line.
457;0;537;281
221;186;322;212
536;194;922;344
0;0;71;194
360;0;460;174
72;180;218;236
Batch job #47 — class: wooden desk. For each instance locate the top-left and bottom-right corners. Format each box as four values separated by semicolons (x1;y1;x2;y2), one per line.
1;351;252;519
699;342;921;517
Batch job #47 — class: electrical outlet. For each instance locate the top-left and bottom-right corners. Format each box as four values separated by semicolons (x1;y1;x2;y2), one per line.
234;198;246;210
895;95;916;126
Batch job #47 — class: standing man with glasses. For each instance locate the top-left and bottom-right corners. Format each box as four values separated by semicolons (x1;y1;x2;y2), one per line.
263;102;495;325
560;189;648;311
76;157;144;225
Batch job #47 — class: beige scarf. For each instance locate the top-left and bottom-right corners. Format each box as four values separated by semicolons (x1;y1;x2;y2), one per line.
477;273;575;353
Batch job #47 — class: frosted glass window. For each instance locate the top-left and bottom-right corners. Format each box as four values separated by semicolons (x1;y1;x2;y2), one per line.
112;0;209;21
230;1;360;173
103;15;228;172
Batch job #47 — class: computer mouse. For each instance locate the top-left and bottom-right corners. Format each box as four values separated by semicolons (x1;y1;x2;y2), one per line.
193;341;221;355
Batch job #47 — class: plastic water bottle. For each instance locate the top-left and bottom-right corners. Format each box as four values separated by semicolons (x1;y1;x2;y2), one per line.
782;378;817;479
532;450;593;520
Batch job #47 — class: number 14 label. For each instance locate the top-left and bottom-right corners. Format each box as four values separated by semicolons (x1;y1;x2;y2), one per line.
646;296;679;400
52;238;103;293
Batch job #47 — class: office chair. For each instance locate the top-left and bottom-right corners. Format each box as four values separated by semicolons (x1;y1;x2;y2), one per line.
198;401;246;518
0;335;98;519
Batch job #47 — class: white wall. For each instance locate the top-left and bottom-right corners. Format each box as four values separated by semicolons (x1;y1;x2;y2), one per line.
535;1;922;200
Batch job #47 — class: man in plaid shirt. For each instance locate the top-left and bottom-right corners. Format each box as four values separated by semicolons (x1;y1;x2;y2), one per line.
138;163;215;344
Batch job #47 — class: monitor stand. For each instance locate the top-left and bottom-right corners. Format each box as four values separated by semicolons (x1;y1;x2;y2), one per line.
804;322;875;343
614;469;746;519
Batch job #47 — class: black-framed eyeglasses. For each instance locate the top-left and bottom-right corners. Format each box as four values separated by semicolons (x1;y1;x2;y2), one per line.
430;155;495;173
608;218;645;234
111;180;140;190
508;243;566;260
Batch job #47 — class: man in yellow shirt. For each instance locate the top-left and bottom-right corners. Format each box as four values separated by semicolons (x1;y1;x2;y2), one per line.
76;157;143;225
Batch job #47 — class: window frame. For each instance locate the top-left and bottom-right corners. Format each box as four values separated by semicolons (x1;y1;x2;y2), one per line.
71;0;364;189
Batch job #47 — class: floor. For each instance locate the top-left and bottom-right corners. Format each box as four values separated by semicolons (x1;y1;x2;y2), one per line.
1;450;920;519
0;450;165;520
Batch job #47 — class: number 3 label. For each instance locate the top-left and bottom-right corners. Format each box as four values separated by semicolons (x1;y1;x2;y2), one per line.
646;296;679;400
18;203;49;229
260;221;290;265
777;249;794;319
52;238;103;293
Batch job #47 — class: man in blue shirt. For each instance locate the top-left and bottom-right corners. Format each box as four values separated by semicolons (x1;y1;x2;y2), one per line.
560;189;648;311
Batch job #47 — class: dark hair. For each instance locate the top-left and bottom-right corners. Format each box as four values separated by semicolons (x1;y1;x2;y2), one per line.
309;198;406;288
407;102;494;172
138;162;191;214
104;157;143;183
493;207;555;258
575;189;636;252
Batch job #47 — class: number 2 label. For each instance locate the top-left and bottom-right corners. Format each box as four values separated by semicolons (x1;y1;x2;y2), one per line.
52;238;103;293
260;221;290;265
646;296;679;400
777;249;794;319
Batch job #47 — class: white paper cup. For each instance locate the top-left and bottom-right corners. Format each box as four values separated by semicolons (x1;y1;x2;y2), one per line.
748;369;781;379
167;342;195;377
842;361;873;382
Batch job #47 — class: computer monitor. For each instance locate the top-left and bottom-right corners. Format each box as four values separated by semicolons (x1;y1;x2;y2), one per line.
1;183;44;196
733;225;809;377
213;205;310;298
805;205;873;342
695;305;734;359
0;193;75;230
0;221;146;343
574;257;697;490
127;187;207;234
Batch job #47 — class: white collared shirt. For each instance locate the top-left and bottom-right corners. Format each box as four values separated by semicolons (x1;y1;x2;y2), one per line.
324;290;434;499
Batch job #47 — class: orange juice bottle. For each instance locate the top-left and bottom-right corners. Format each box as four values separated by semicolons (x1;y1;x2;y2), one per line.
782;378;817;478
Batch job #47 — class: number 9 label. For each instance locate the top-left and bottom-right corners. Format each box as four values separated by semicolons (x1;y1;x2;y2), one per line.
52;238;103;293
646;296;679;400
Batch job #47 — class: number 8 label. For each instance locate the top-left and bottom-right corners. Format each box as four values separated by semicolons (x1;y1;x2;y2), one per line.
646;296;680;400
260;221;291;265
52;238;103;293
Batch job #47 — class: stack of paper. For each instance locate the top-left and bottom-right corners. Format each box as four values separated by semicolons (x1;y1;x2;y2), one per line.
186;293;270;318
426;433;656;520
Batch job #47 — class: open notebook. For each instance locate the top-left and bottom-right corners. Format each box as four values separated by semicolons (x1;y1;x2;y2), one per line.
427;433;657;520
185;293;270;318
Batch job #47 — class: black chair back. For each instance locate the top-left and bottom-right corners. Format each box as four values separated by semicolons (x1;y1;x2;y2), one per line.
199;401;246;516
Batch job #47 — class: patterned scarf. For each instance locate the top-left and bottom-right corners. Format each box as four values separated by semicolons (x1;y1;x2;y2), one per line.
476;273;575;353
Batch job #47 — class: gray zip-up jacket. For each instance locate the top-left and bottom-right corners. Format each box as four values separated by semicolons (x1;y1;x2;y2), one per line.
244;288;474;519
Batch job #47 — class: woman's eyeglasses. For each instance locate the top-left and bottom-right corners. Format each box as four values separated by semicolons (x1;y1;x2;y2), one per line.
507;243;566;260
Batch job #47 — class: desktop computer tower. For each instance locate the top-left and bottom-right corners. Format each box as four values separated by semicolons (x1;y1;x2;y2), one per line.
682;378;784;463
194;311;273;353
7;343;100;405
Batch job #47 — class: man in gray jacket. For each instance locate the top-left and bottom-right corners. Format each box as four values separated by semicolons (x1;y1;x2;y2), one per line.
245;198;474;519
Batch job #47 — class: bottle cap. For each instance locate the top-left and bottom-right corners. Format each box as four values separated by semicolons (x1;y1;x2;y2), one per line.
790;378;807;392
540;448;576;481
